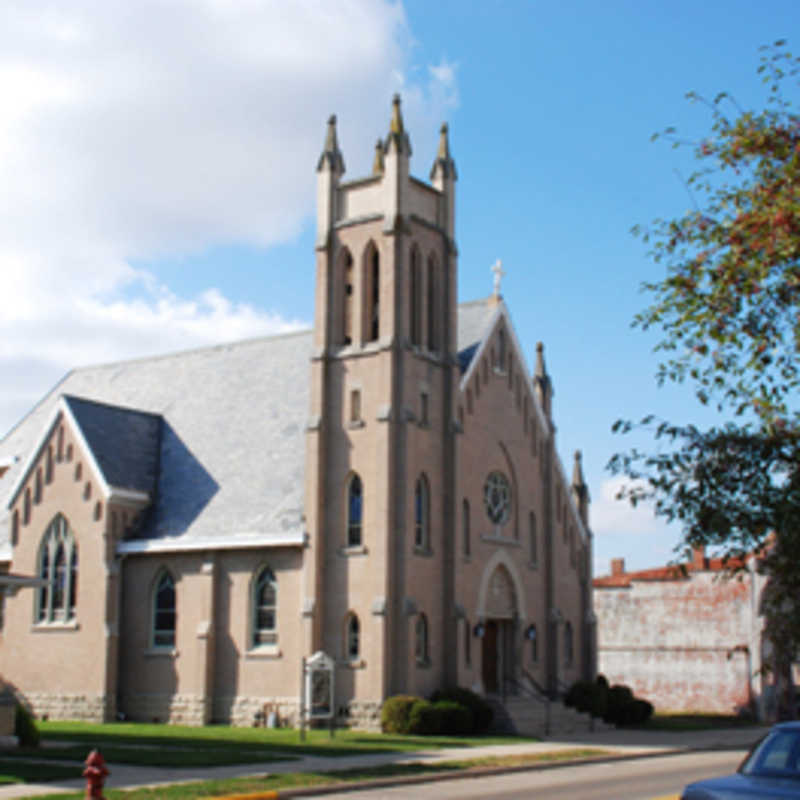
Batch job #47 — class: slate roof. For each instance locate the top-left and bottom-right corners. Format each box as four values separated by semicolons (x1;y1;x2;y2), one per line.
64;396;161;496
0;300;496;555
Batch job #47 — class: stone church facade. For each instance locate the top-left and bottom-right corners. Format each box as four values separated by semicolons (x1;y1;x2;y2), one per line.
0;98;595;728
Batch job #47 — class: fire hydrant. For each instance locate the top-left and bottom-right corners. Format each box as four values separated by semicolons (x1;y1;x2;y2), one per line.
83;749;109;799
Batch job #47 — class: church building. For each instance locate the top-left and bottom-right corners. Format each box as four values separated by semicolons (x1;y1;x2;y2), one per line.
0;98;595;728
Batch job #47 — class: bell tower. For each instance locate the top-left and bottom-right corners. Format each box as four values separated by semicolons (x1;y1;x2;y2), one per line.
304;97;460;710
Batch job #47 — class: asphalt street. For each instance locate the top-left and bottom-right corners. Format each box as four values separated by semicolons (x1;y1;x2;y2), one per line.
305;750;747;800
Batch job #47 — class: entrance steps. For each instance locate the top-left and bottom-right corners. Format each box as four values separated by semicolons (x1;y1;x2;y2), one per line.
486;694;614;738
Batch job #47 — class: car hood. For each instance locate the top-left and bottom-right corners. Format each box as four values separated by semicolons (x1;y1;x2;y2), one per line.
684;773;800;798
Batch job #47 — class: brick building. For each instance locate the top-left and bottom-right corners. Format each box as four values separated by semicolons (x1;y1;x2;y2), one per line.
593;547;787;719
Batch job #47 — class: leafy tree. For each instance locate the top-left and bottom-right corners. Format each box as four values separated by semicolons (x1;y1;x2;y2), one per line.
610;41;800;718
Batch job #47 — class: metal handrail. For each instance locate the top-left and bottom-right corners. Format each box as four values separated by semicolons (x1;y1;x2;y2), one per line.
501;671;553;737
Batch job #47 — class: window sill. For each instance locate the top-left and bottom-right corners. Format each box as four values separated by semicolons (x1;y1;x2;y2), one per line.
415;658;432;669
413;546;434;558
31;620;80;632
144;647;178;657
480;534;521;547
462;555;472;563
340;658;366;670
338;545;368;557
246;645;282;660
528;560;539;570
347;420;365;430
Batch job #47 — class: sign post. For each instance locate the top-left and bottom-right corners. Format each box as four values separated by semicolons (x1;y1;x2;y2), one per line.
300;651;335;739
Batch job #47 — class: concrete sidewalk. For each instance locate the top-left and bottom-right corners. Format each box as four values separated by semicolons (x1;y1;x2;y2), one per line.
0;726;768;799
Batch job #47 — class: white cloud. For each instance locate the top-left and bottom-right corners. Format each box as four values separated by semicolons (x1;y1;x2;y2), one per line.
0;0;460;436
591;475;683;576
591;475;669;538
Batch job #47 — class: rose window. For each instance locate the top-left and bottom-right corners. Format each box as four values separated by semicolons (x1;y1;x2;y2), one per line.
483;471;511;526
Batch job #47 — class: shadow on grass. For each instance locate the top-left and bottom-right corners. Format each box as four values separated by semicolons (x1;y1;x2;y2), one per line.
641;714;761;732
33;721;531;766
0;760;80;784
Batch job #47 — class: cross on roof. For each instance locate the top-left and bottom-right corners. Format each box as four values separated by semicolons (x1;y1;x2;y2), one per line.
491;259;506;296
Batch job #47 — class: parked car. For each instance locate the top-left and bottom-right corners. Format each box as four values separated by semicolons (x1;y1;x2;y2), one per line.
681;721;800;799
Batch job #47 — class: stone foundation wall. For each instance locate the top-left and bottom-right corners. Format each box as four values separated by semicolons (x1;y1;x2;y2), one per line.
24;692;112;722
119;693;209;726
337;699;382;731
212;695;300;727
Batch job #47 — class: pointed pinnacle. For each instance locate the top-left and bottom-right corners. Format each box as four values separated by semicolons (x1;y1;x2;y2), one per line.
390;93;404;134
534;341;546;377
372;139;385;175
325;114;338;151
572;450;586;488
437;123;450;160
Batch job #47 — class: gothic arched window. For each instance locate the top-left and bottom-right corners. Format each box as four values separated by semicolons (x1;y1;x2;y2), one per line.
364;242;380;343
414;475;430;551
564;621;574;666
37;515;78;624
410;246;422;346
252;566;277;647
341;248;354;346
415;612;429;664
347;473;363;547
529;511;538;565
426;256;437;351
152;569;176;648
346;612;360;660
462;498;470;557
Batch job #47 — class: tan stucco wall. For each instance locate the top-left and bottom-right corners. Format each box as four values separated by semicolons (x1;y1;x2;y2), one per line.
0;418;115;721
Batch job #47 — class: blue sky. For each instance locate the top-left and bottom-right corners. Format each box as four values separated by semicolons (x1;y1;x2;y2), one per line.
1;1;796;575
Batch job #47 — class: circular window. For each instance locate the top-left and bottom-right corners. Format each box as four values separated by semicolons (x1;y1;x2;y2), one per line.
483;472;511;526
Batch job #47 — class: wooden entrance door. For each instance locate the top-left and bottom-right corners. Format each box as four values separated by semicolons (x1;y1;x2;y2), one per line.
482;620;499;692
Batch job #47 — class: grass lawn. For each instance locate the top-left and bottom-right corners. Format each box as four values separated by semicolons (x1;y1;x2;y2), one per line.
12;748;611;799
16;721;535;768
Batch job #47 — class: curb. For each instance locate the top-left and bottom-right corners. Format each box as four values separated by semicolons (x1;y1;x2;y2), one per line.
209;748;691;799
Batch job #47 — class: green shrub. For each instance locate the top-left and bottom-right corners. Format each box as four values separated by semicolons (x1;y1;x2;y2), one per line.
589;680;609;719
407;699;443;735
595;673;609;691
564;680;592;711
603;684;654;727
429;687;493;733
15;704;39;747
627;698;654;726
565;679;609;719
433;700;473;736
380;695;420;734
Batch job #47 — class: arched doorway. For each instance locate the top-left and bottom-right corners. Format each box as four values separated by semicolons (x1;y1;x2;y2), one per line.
481;565;517;693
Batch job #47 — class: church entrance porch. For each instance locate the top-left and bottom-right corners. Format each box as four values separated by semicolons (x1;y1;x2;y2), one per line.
481;618;516;693
478;562;521;695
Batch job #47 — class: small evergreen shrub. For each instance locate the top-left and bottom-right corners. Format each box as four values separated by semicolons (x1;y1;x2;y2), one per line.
407;699;442;735
15;704;39;747
564;679;608;719
380;694;420;734
433;700;473;736
628;698;654;726
602;684;654;726
430;686;493;733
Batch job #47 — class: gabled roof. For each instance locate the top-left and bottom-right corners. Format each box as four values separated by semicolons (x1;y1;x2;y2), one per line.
0;300;499;555
64;396;161;497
